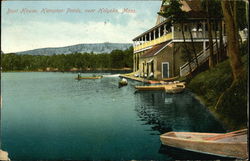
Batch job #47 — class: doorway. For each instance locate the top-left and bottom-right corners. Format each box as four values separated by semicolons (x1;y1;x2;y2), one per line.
162;62;169;78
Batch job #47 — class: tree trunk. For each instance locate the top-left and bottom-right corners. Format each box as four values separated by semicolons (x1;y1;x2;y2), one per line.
206;0;215;68
214;20;219;64
219;21;224;62
221;1;243;81
181;23;193;76
188;26;199;67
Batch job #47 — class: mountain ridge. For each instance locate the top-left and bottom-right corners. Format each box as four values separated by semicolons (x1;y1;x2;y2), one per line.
11;42;132;55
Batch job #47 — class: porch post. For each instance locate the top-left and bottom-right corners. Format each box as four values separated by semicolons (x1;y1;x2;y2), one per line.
171;26;174;39
164;24;167;35
158;27;161;37
203;21;206;51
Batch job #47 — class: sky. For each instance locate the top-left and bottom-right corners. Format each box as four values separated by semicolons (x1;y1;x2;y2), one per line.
1;1;162;53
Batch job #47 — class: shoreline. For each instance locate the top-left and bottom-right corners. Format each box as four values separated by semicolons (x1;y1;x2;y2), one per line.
190;91;246;131
1;68;132;73
191;93;229;131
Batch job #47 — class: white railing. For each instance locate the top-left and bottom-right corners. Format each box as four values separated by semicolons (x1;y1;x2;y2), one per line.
180;43;218;77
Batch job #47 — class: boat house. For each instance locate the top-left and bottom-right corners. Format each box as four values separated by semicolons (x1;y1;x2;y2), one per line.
132;0;225;80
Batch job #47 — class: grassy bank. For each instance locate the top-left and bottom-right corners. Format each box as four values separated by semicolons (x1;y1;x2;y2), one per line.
188;55;248;130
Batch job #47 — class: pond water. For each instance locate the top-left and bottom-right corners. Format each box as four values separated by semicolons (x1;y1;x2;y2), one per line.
1;72;226;160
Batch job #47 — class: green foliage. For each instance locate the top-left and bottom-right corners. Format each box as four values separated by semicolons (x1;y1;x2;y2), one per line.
188;58;233;105
216;72;247;129
188;54;248;129
158;0;186;23
110;50;125;68
110;46;133;68
202;0;247;29
201;0;222;18
240;40;248;56
1;47;133;71
236;1;248;30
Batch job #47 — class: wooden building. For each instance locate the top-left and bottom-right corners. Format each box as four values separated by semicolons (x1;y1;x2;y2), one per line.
132;0;225;80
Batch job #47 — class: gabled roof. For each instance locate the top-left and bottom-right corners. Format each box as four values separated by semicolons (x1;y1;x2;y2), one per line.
140;40;171;58
184;0;202;12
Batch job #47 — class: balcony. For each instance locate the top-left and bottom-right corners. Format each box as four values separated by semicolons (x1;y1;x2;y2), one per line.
134;32;172;52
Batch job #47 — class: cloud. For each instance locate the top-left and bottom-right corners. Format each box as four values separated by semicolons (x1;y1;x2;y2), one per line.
2;8;157;53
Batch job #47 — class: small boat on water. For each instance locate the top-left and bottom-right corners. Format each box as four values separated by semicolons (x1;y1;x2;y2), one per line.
147;80;164;84
75;76;103;80
165;83;185;94
135;82;185;93
162;76;179;81
119;78;128;87
103;74;120;78
135;84;166;91
160;129;248;159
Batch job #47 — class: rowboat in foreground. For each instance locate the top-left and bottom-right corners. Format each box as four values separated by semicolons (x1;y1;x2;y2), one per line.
160;129;248;159
75;76;103;80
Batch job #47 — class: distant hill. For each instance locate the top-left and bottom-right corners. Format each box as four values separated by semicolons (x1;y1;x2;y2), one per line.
13;42;132;55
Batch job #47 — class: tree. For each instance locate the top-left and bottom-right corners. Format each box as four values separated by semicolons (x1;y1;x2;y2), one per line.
201;0;225;66
158;0;194;75
188;26;199;67
221;1;243;81
205;0;215;67
214;0;245;110
1;47;134;71
110;50;125;68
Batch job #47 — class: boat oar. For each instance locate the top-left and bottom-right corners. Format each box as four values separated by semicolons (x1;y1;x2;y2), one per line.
204;129;247;141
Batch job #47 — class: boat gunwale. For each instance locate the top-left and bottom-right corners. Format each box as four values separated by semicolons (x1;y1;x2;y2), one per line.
160;132;247;159
135;82;185;89
160;132;247;144
75;76;102;80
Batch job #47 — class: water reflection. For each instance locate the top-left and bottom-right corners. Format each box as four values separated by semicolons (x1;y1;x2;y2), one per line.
134;90;231;160
158;144;234;160
2;72;230;160
134;90;225;133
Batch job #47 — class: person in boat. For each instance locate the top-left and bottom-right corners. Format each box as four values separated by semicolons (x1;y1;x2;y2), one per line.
78;73;81;79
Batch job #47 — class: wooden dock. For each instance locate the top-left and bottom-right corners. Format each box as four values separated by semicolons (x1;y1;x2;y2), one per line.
119;73;149;83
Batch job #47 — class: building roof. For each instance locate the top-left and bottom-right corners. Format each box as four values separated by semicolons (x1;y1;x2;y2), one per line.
140;40;171;58
185;0;202;12
185;10;207;19
133;0;221;41
132;18;171;41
